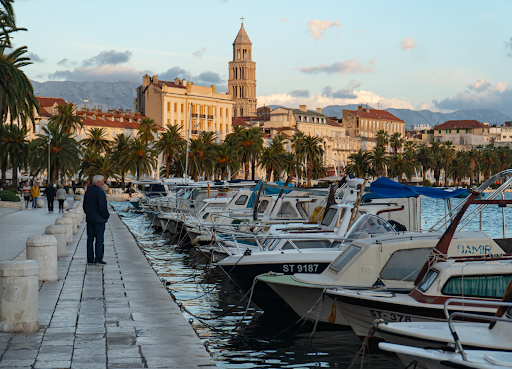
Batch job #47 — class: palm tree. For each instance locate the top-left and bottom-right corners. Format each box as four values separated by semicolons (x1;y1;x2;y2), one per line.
464;149;480;187
416;143;435;184
259;146;283;181
375;130;389;149
83;156;119;183
311;156;328;180
111;133;133;187
281;152;300;186
29;123;81;184
81;128;111;154
448;153;471;186
127;137;157;181
388;154;415;183
213;142;238;180
480;148;497;181
430;141;443;185
441;141;455;186
389;133;404;154
187;138;212;181
138;117;159;145
369;146;388;178
0;125;7;187
198;131;218;179
2;124;28;188
346;150;371;178
294;134;324;186
48;103;83;134
237;127;264;180
494;146;511;173
155;125;185;178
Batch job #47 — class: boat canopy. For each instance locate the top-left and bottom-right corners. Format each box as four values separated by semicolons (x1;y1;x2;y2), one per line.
247;181;295;208
365;177;470;199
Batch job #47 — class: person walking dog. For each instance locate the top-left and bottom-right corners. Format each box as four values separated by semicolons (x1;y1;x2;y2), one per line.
83;175;110;265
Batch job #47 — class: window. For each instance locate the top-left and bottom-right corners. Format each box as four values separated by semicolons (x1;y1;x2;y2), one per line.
439;130;441;134
466;129;469;133
174;103;177;112
456;129;459;133
329;245;361;273
442;274;512;298
112;130;116;137
174;120;177;126
167;102;170;111
258;200;269;213
220;108;223;117
418;269;439;292
181;104;184;113
282;240;331;250
277;201;298;218
235;195;248;206
380;248;433;281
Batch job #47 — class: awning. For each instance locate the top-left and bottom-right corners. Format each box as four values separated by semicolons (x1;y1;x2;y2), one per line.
368;177;470;199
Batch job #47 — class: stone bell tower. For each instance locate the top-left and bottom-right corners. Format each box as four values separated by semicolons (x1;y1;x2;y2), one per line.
228;21;257;117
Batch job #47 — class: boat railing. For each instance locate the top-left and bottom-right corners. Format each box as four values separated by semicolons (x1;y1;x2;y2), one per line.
429;169;512;233
443;298;512;361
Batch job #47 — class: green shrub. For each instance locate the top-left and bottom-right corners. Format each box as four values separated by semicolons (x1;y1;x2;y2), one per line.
423;179;432;187
8;187;18;194
0;190;21;202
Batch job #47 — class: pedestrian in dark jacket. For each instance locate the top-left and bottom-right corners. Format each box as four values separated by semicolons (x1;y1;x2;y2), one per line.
83;175;110;265
44;184;57;213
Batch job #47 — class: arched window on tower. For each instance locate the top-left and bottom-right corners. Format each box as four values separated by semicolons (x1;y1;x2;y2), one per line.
244;49;247;59
237;49;240;59
240;107;243;116
235;68;237;79
234;107;237;117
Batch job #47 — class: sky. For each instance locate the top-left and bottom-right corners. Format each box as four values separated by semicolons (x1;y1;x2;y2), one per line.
13;0;512;116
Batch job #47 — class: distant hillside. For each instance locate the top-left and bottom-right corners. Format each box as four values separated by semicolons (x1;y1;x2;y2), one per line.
31;81;139;111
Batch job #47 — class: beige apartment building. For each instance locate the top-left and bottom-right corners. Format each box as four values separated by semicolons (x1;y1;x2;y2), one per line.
433;120;490;149
342;106;406;151
135;75;234;141
263;105;359;172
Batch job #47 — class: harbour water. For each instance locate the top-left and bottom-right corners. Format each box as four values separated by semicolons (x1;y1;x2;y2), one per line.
112;195;511;368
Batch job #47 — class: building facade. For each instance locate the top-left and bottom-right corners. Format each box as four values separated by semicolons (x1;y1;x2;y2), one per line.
135;75;234;141
228;23;257;117
433;120;490;148
342;106;406;150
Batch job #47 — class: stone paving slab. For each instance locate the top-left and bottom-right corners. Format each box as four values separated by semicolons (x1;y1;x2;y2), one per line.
0;203;218;368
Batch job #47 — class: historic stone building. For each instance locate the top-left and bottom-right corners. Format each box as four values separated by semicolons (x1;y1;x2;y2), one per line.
228;23;257;117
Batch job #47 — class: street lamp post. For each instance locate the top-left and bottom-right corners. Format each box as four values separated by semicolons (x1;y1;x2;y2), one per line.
47;134;53;184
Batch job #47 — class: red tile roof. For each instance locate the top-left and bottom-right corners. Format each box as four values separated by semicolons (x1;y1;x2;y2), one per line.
345;108;404;122
36;97;67;107
434;120;486;130
40;109;52;118
327;119;342;127
82;118;141;130
232;118;250;126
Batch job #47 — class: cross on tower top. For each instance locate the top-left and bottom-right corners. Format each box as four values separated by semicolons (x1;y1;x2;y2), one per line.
240;16;244;24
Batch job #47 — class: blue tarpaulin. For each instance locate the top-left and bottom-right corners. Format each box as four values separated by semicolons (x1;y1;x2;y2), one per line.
247;181;294;208
367;177;470;199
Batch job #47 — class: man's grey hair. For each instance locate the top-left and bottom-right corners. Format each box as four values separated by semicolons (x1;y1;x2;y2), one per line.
92;175;105;186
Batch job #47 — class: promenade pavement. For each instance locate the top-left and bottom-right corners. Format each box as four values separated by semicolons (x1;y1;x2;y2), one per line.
0;197;217;368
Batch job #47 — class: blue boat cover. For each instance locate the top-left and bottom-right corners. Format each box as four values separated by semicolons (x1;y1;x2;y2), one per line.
247;181;294;208
368;177;470;199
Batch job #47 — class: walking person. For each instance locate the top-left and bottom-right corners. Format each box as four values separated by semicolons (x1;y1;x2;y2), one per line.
30;182;40;208
44;182;56;213
56;185;67;213
83;175;110;265
22;182;31;208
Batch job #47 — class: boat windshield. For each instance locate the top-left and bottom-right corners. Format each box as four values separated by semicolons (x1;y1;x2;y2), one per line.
343;214;396;243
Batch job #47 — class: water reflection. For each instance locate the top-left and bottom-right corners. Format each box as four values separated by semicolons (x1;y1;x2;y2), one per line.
111;195;510;368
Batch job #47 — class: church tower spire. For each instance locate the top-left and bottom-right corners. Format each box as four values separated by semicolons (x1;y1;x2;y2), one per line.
228;21;257;117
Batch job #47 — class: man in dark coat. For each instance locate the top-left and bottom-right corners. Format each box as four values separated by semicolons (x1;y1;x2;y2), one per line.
44;183;57;213
83;175;110;265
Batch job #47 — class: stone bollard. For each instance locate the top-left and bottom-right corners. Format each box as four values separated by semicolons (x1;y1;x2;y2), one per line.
37;199;44;208
55;217;73;243
73;194;81;201
62;213;77;233
26;235;58;281
70;209;83;223
0;260;39;332
45;225;67;257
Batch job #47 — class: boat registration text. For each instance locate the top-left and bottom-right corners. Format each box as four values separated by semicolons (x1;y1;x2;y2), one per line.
282;264;319;273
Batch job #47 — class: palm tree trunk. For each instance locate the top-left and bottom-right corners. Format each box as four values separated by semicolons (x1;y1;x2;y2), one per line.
0;160;6;188
244;162;249;180
307;159;312;187
251;160;256;180
12;156;18;189
165;156;170;178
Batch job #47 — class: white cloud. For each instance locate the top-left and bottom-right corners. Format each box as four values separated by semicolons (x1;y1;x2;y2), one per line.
401;37;417;51
82;50;132;67
49;65;152;82
433;80;512;117
298;58;375;76
192;47;206;58
308;20;340;40
258;88;414;111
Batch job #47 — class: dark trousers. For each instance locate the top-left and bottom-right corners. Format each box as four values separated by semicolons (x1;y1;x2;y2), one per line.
86;222;105;262
58;199;64;211
47;197;54;212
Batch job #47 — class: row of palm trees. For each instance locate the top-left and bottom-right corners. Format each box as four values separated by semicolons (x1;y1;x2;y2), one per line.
0;110;328;188
345;130;512;186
